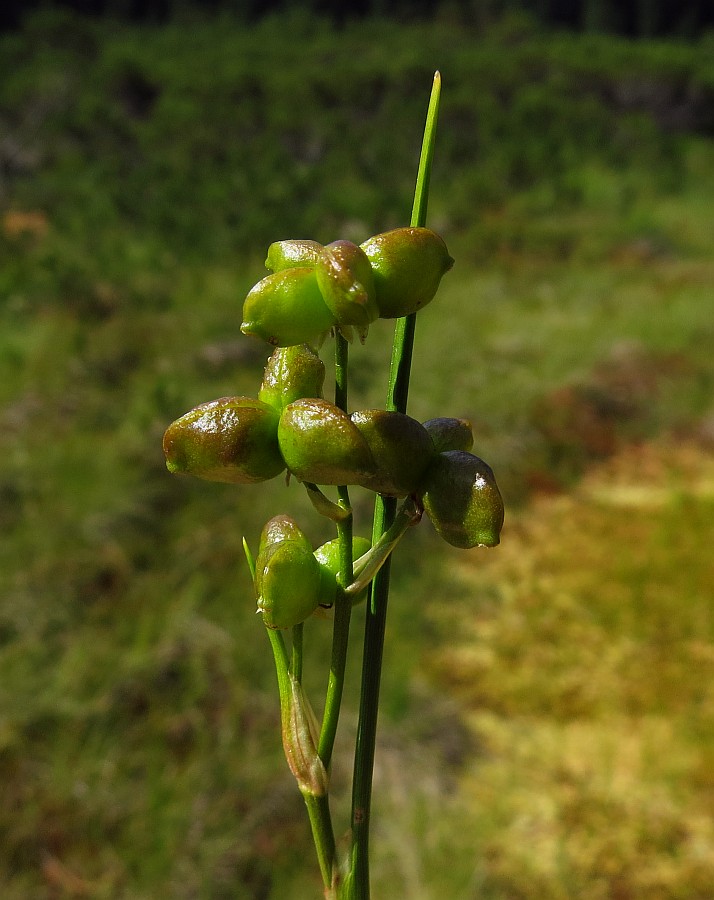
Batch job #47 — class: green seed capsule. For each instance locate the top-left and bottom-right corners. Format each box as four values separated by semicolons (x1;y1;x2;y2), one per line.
265;239;324;273
241;268;336;347
422;417;474;454
314;535;372;607
420;450;504;549
315;240;379;331
278;398;375;485
258;344;326;412
360;227;454;318
163;397;284;484
350;409;434;497
255;515;322;629
258;513;307;551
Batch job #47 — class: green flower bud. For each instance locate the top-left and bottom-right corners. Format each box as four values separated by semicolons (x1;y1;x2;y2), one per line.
265;239;324;273
314;535;372;607
241;268;336;347
420;451;504;549
163;397;284;484
350;409;434;497
422;417;474;454
255;515;322;629
315;240;379;331
360;227;454;318
278;398;375;486
258;344;326;412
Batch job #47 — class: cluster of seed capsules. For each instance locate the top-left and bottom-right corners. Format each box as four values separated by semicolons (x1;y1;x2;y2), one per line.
163;227;504;628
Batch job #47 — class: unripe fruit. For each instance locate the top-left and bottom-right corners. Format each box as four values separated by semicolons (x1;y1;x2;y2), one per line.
420;450;504;549
278;399;375;486
422;417;474;454
314;535;372;606
265;239;324;272
360;227;454;318
350;409;434;497
315;240;379;330
258;344;326;412
163;397;284;484
241;268;336;347
255;515;322;629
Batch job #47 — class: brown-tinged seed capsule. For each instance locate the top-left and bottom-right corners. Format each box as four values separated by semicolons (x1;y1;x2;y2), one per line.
258;344;326;412
163;397;284;484
278;398;375;486
360;227;454;318
315;240;379;330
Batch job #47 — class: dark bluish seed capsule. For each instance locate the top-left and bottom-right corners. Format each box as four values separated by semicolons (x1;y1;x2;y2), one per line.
422;417;474;454
420;450;504;549
163;397;284;484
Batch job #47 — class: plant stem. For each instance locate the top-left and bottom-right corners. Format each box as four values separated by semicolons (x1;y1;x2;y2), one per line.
348;71;441;900
267;615;335;891
318;330;354;772
304;793;337;890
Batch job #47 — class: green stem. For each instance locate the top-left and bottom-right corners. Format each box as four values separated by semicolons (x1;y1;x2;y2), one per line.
266;627;291;718
267;622;335;891
318;331;355;771
304;793;337;890
348;71;441;900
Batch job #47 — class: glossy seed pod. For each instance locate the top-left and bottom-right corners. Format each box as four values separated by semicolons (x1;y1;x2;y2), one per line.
255;515;322;629
360;227;454;318
241;268;336;347
258;344;326;412
259;513;307;549
278;399;375;485
265;239;324;273
315;240;379;330
350;409;434;497
314;535;372;607
420;450;504;549
423;417;474;454
163;397;284;484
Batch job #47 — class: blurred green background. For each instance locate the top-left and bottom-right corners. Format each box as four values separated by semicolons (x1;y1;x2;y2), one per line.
1;4;714;897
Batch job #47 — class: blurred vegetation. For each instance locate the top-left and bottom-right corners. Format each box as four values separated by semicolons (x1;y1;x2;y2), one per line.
1;8;713;898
